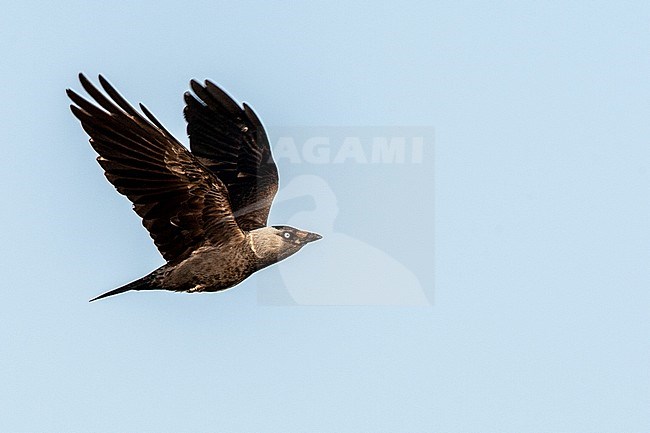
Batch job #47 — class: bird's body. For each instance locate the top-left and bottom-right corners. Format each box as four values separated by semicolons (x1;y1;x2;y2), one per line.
67;74;321;301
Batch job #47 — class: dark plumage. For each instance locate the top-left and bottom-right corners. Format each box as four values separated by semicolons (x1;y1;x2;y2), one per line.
67;74;321;301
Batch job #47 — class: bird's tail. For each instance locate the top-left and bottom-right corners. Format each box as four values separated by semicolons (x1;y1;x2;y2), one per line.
89;276;157;302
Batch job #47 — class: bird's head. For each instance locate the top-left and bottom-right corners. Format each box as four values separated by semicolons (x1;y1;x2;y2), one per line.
249;225;322;268
272;225;323;245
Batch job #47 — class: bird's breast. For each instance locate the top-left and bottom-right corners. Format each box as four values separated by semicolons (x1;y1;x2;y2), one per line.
162;243;256;292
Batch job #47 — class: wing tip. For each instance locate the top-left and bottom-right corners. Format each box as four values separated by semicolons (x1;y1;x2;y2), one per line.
97;74;111;91
78;72;91;86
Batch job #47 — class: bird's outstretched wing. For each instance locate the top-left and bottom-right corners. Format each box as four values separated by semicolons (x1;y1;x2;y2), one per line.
67;74;245;262
183;80;279;232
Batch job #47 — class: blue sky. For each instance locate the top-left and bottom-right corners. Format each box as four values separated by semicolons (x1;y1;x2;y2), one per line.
0;1;648;431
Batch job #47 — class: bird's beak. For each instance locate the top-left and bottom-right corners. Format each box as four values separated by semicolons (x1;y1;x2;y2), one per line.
305;232;323;243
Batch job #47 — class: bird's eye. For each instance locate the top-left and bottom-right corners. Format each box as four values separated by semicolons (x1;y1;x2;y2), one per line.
283;232;291;239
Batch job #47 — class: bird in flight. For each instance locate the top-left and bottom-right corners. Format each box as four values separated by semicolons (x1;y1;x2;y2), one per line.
67;74;322;301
